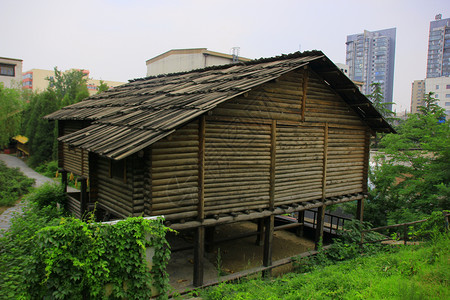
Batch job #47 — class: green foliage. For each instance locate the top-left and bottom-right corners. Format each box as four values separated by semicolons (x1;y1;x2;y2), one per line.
414;211;449;240
0;160;35;206
367;92;450;227
199;232;450;300
0;200;63;299
0;183;172;299
97;80;109;94
366;83;396;121
35;160;59;178
0;83;27;147
26;182;66;209
292;220;385;273
23;90;60;167
47;67;89;107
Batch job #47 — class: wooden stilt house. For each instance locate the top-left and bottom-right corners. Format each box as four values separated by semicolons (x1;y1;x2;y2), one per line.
45;51;394;285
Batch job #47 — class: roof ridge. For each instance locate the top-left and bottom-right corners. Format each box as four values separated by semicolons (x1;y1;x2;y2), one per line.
130;50;324;83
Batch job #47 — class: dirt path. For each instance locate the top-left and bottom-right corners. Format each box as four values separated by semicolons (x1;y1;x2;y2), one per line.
0;154;77;232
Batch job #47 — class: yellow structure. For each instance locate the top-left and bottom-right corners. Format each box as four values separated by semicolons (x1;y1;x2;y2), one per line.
22;68;125;95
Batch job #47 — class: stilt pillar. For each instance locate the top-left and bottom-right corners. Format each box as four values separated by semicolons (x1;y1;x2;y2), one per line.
262;215;274;277
255;218;264;246
296;210;305;237
193;226;205;287
356;198;364;222
315;206;326;250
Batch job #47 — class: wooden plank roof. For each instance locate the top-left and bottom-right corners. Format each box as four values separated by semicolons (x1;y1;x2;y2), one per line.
45;51;395;160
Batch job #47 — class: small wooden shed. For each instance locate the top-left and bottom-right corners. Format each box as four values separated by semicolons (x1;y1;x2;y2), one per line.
46;51;394;285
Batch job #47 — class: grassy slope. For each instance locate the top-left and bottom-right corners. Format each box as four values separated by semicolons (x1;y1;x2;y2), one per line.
200;234;449;300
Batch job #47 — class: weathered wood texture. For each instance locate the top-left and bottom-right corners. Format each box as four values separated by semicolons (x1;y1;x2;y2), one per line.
96;156;134;217
149;122;199;218
60;121;90;177
135;69;368;220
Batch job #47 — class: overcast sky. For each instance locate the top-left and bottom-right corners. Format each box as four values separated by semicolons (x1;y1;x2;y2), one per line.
2;0;449;112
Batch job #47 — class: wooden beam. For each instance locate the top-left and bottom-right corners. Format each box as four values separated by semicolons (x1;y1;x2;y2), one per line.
296;211;305;237
269;120;277;210
349;102;370;107
255;218;264;246
356;199;364;222
205;226;215;253
198;116;206;221
193;226;205;287
322;123;328;200
301;66;309;122
314;206;326;250
79;176;88;219
262;215;274;277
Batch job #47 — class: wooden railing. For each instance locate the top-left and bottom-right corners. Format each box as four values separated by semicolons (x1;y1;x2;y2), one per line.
307;209;353;234
360;212;450;245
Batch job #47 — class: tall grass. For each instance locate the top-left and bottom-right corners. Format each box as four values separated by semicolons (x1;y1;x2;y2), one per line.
199;233;449;299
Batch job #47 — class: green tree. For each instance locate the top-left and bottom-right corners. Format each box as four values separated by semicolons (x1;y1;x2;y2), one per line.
25;91;59;167
0;83;26;147
366;93;449;226
366;83;396;121
97;80;109;94
366;83;396;148
46;67;89;107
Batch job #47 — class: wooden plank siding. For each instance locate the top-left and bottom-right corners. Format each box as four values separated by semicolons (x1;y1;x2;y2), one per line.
149;122;199;218
142;68;370;220
96;156;134;217
60;120;90;177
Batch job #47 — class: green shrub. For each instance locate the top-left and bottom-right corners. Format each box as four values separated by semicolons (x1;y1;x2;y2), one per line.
26;182;66;208
34;160;59;178
0;160;35;206
1;184;173;299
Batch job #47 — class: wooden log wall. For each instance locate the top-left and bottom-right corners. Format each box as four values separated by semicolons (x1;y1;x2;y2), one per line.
96;156;134;217
148;122;199;218
139;68;371;221
204;121;271;215
274;124;324;205
60;120;90;177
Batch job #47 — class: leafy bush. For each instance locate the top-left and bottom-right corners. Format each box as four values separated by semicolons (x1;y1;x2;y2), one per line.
26;182;66;208
34;160;59;178
0;160;35;206
0;184;173;299
293;220;386;273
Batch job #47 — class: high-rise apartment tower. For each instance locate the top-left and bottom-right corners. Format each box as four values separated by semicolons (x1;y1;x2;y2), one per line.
426;14;450;78
346;28;396;110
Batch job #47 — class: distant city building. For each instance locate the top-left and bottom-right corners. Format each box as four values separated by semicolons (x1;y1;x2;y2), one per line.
0;56;23;88
22;68;124;95
146;48;251;77
345;28;396;110
410;79;425;114
424;76;450;118
426;14;450;78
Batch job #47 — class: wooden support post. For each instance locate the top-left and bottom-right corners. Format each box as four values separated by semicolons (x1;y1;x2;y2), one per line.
255;218;264;246
356;198;364;222
198;116;206;221
362;130;370;194
205;226;215;253
296;210;305;237
301;66;309;122
269;120;277;211
60;169;68;193
262;215;274;278
79;176;88;219
322;123;328;201
315;206;326;250
193;226;205;287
